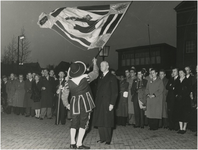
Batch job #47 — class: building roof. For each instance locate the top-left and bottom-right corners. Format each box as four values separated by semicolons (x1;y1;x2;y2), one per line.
116;43;176;52
54;61;70;75
174;1;197;12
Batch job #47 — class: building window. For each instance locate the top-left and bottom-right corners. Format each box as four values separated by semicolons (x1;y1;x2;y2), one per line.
186;40;196;53
151;51;155;64
122;54;126;66
156;56;161;64
126;54;130;66
121;50;161;67
145;52;150;64
135;53;140;65
156;51;161;64
130;54;135;65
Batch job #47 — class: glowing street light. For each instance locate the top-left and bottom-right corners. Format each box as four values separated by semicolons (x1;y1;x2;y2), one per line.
17;35;25;73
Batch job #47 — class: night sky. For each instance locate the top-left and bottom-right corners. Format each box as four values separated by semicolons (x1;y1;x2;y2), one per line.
1;1;181;69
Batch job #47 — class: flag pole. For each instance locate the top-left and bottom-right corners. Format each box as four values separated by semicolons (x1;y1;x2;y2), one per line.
95;47;103;58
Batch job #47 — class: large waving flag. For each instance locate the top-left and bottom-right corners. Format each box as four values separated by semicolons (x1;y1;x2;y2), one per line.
37;2;131;50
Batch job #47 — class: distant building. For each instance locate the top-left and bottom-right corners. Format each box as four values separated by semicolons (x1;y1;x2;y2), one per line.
174;1;197;67
1;62;41;76
116;43;176;73
54;61;70;75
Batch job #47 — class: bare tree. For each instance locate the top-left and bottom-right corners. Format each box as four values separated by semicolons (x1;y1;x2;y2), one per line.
1;35;17;64
1;27;31;64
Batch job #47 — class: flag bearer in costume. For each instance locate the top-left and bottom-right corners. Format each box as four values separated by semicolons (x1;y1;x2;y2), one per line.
61;58;98;149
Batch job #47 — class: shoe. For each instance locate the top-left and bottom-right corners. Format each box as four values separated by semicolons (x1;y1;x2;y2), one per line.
70;144;77;149
181;130;186;134
25;115;30;117
177;130;182;134
141;126;144;129
47;117;52;119
105;142;110;145
77;145;90;149
133;125;140;128
97;140;105;143
39;118;43;120
174;127;179;131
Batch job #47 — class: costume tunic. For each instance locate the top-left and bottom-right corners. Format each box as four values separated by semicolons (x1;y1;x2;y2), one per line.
62;63;99;129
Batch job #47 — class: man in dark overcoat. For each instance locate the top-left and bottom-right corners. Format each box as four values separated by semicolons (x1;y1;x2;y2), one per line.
166;68;180;130
6;73;16;114
24;72;34;117
131;70;147;128
1;75;8;113
92;61;118;145
40;69;55;120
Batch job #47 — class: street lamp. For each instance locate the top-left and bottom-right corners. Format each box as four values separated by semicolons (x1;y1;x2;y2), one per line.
18;35;25;64
99;45;110;61
17;35;25;73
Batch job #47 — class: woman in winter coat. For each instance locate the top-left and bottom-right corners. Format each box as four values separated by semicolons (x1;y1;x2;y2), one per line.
175;68;192;134
31;74;42;118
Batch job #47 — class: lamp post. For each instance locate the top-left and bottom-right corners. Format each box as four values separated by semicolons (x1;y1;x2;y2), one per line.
17;35;25;73
99;45;110;61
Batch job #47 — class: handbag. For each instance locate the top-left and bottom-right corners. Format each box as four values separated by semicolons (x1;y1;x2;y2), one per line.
191;99;197;108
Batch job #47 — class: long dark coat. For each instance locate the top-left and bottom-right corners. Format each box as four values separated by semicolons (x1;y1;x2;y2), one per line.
31;80;42;109
192;75;197;105
24;79;33;108
162;77;168;118
6;79;16;106
174;77;192;122
116;79;129;117
166;76;180;106
131;79;148;104
13;80;25;107
40;76;55;108
92;72;118;128
1;81;8;106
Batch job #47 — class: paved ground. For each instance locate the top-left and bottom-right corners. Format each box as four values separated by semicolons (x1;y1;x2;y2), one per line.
1;113;197;149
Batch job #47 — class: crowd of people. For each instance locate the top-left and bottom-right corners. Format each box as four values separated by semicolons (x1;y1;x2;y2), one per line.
1;69;70;125
113;65;197;135
1;59;197;148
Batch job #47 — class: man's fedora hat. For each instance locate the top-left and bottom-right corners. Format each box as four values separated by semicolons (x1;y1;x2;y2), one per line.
68;61;86;78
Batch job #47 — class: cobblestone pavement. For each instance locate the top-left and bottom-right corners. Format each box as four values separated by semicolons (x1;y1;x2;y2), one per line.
1;113;197;149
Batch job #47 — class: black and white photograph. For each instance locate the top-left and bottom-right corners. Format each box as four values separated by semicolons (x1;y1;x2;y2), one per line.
1;0;197;149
